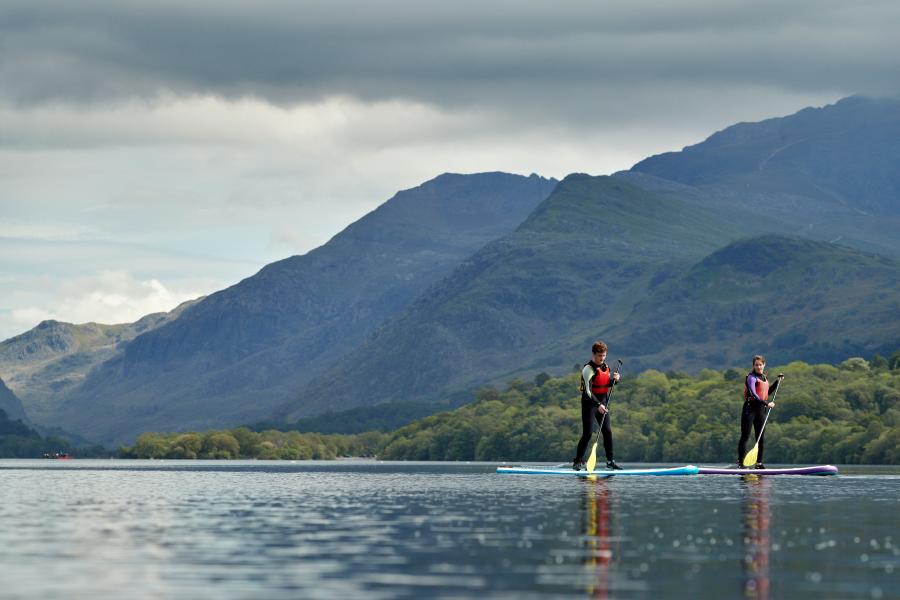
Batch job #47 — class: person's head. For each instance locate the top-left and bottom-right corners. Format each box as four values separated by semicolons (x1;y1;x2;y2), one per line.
752;355;766;374
592;341;608;363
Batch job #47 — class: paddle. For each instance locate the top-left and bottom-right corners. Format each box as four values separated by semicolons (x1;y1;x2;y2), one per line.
741;376;784;467
586;359;623;473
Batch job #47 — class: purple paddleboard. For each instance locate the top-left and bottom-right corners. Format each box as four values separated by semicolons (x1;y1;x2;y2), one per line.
699;465;838;475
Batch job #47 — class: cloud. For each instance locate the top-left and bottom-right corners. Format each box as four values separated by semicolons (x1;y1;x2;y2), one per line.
6;0;893;178
0;221;100;241
3;1;892;186
0;236;255;340
0;93;493;151
1;270;209;341
3;0;899;111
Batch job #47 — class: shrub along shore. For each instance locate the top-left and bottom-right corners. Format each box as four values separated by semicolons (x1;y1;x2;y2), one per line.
118;352;900;464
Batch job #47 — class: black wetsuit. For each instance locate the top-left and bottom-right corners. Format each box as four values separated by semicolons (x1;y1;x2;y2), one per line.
737;372;780;464
575;361;616;463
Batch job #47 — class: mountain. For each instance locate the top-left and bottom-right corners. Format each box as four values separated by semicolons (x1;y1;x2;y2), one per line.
279;174;763;421
48;172;557;443
0;302;197;425
630;96;900;257
603;236;900;372
15;96;900;442
276;97;900;426
0;376;27;423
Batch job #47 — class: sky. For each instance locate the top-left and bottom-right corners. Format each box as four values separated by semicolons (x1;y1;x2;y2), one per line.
2;0;899;341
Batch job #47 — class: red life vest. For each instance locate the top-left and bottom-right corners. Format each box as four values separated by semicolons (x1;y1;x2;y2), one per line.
745;373;769;402
591;365;613;396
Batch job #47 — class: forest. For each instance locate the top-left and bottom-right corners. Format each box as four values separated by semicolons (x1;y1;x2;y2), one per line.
117;352;900;464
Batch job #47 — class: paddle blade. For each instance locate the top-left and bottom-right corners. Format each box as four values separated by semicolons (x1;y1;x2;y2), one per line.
742;443;759;467
586;441;598;472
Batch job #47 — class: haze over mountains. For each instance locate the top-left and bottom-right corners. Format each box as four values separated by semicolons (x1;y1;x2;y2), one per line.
2;96;899;444
0;301;197;426
1;173;557;442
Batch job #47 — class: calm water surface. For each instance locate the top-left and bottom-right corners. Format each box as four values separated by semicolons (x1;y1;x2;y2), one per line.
0;460;897;599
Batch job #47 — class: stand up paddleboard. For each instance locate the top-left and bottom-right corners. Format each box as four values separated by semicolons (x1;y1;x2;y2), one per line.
698;465;838;476
496;465;699;477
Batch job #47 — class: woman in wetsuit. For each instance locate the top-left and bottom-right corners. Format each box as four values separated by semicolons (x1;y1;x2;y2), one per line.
738;355;783;469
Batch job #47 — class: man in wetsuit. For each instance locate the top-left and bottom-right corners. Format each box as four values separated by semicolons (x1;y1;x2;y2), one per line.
738;354;784;469
573;341;622;471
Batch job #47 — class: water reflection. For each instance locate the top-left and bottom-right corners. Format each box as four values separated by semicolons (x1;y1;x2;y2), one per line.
582;479;616;598
741;475;772;600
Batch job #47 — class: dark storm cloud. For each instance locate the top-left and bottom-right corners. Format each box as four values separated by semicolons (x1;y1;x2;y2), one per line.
3;0;899;109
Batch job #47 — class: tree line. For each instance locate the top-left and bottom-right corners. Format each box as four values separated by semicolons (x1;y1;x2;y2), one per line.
116;352;900;464
119;428;387;460
377;352;900;464
5;352;898;463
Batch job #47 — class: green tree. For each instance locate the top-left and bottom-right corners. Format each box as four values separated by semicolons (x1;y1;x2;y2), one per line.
870;354;888;369
201;432;240;459
131;433;168;459
167;433;202;459
889;350;900;370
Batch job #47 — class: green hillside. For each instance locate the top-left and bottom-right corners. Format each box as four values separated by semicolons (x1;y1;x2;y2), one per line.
603;236;900;372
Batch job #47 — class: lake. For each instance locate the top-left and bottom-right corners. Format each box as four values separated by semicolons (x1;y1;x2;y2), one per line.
0;460;897;599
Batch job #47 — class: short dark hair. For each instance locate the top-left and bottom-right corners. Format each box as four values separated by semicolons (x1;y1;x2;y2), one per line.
752;354;766;365
592;341;608;355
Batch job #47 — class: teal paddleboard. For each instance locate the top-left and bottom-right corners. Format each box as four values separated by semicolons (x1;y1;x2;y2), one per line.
496;465;699;477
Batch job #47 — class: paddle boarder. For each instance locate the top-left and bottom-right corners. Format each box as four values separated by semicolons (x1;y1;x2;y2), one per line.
573;341;622;471
738;355;783;469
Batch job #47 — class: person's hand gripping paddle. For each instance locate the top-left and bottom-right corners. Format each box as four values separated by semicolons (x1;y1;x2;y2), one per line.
586;359;623;473
742;374;784;467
